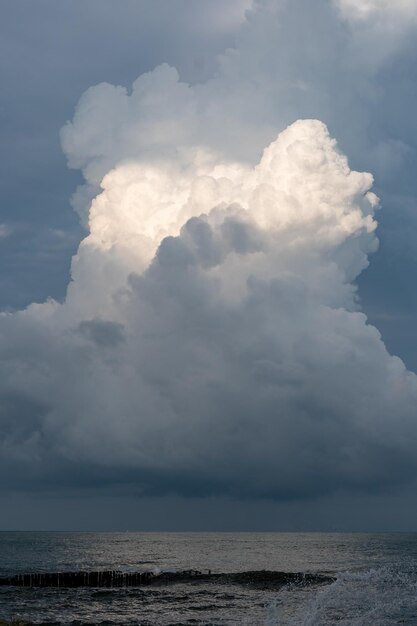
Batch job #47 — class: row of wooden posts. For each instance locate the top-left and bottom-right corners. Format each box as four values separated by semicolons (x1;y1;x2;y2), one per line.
0;569;207;588
1;571;155;588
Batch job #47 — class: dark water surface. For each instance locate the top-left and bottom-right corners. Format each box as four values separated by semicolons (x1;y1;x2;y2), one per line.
0;532;416;625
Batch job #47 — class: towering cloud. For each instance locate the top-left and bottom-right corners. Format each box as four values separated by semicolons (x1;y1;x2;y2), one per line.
1;0;417;500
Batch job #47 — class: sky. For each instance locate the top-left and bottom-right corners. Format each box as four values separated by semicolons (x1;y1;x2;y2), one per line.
1;0;417;531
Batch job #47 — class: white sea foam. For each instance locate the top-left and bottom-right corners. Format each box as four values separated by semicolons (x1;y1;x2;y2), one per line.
267;566;417;625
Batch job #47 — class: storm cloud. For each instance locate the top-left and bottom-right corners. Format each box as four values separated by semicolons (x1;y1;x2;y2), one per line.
2;0;417;505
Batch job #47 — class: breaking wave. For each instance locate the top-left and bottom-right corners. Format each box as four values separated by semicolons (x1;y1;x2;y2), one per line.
267;566;417;625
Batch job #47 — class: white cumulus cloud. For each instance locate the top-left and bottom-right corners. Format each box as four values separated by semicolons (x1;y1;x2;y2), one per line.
2;117;417;499
1;0;417;500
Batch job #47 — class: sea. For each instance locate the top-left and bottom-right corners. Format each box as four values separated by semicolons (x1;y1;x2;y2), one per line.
0;532;417;625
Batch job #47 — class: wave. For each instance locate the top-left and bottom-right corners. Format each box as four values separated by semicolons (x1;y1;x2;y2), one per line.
266;566;417;626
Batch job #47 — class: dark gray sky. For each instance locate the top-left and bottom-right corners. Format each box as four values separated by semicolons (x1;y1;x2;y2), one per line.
2;0;417;531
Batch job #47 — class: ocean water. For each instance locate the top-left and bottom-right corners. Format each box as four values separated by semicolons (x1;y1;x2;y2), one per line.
0;532;417;625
